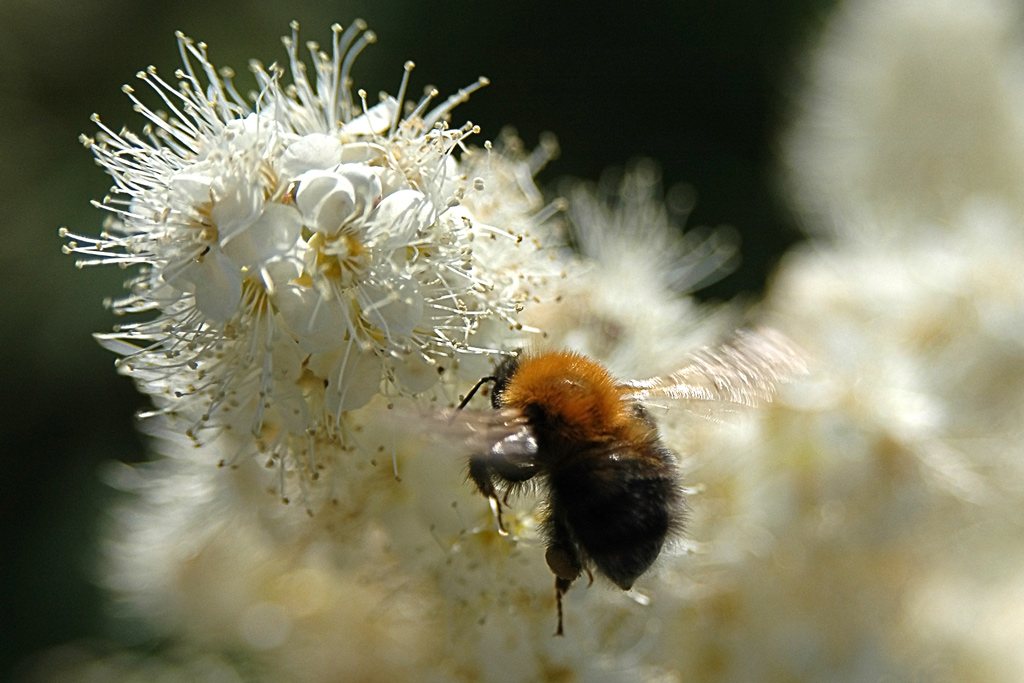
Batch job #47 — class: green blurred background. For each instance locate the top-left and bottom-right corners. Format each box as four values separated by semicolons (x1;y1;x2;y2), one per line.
0;0;834;676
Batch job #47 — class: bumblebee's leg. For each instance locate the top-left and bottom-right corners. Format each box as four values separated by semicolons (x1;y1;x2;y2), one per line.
546;546;582;635
468;456;507;534
544;519;584;636
553;577;572;637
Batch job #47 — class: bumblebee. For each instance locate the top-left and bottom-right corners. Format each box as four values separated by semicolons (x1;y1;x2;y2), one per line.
456;328;805;635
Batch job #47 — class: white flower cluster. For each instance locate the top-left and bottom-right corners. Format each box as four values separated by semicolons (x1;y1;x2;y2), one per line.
51;1;1024;679
713;0;1024;678
69;162;730;683
62;22;559;487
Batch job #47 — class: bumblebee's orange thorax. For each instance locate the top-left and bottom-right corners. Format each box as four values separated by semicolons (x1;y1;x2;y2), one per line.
501;352;631;441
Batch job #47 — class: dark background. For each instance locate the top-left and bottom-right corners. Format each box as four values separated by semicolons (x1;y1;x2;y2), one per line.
1;0;835;675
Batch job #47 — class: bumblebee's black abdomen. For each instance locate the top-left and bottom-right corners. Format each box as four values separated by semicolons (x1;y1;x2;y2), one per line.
548;444;682;590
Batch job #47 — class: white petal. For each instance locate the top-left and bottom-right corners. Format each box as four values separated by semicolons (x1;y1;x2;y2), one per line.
222;203;303;269
212;175;264;245
278;133;343;180
435;154;461;201
339;142;387;164
94;335;143;356
392;354;440;394
359;275;424;336
270;378;311;434
270;334;305;383
369;189;437;245
168;173;213;204
274;284;349;353
262;259;302;292
376;167;410;196
341;97;399;136
232;113;262;135
266;335;310;433
294;170;357;235
324;346;383;412
147;278;186;306
304;347;337;378
333;164;384;219
166;249;243;323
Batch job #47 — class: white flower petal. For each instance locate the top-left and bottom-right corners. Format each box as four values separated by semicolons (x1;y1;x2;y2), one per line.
376;167;411;196
168;173;213;204
359;275;424;336
369;189;437;245
212;175;264;245
392;354;440;394
339;142;387;164
435;154;461;202
270;380;311;434
333;164;383;219
263;259;302;291
341;97;399;136
233;113;264;135
324;346;383;412
270;335;305;383
278;133;343;179
274;284;348;353
166;249;242;323
222;203;303;269
294;170;357;235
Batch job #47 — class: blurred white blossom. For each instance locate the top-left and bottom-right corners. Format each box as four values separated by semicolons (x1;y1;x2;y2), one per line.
527;161;740;378
755;0;1024;679
783;0;1024;239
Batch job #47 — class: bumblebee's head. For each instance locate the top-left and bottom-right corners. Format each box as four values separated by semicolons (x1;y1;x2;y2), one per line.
489;353;521;409
456;351;522;411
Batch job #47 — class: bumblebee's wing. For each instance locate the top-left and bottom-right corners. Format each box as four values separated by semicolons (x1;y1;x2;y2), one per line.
620;328;807;409
404;404;531;455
